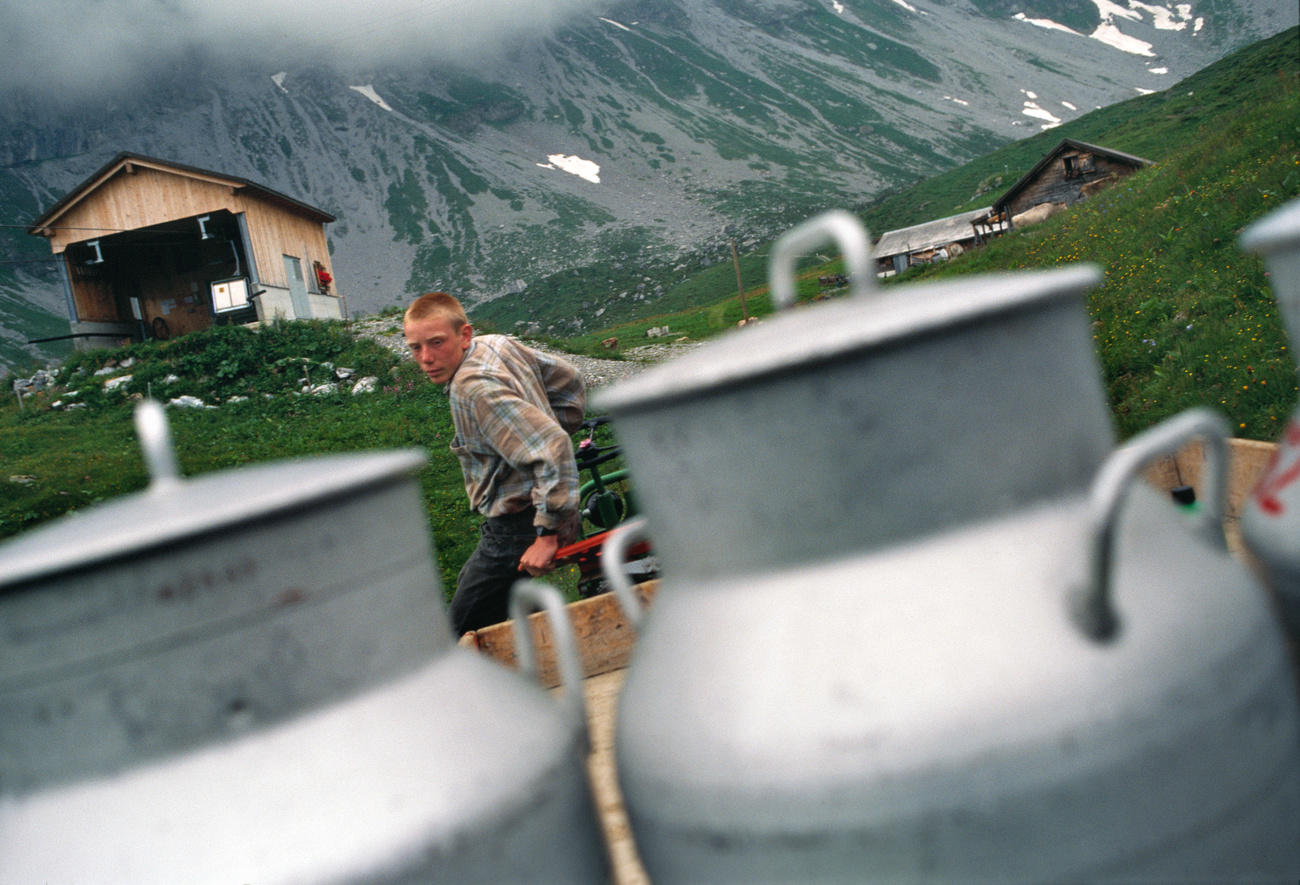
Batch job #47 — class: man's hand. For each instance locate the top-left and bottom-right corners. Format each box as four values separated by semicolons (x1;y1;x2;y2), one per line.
518;534;560;576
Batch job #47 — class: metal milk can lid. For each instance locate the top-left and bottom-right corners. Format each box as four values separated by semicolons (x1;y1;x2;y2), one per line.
0;400;427;588
596;262;1102;412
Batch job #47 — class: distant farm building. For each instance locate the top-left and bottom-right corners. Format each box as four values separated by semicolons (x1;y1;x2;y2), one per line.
28;152;343;350
987;138;1152;230
873;138;1152;276
873;207;1004;276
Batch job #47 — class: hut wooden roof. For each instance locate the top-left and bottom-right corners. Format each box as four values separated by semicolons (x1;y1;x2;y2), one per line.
28;152;335;237
992;138;1152;214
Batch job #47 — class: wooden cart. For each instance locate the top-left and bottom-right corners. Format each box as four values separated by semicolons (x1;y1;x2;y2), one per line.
458;437;1280;884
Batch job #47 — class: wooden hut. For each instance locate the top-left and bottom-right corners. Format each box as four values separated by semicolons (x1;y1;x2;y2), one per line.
28;152;342;349
872;207;1000;276
992;138;1152;229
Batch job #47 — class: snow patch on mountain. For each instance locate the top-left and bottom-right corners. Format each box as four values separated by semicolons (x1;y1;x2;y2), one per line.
537;154;601;183
1130;2;1195;31
349;85;393;112
1092;21;1157;56
1014;13;1079;36
1017;1;1204;58
1020;90;1063;128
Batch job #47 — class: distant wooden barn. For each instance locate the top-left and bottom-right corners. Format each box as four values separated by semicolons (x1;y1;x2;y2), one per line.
870;139;1151;277
990;138;1152;229
28;152;343;349
873;207;1004;276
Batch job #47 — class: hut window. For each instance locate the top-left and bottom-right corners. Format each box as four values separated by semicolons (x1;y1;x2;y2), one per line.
1064;154;1094;178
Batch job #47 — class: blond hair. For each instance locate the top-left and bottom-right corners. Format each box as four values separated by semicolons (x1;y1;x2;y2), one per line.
404;292;469;331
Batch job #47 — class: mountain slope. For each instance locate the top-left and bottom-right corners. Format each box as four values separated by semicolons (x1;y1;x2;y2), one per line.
0;0;1294;373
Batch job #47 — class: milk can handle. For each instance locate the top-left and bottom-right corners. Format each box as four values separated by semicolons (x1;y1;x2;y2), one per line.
1072;407;1229;641
134;399;182;493
768;209;874;310
509;580;589;744
602;517;651;628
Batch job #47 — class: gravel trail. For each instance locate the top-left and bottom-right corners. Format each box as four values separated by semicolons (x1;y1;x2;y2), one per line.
348;315;705;390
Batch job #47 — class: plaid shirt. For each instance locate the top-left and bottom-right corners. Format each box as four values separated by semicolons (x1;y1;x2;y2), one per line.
447;334;586;530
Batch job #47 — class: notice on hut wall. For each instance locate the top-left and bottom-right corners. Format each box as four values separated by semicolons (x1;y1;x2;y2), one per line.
211;278;250;313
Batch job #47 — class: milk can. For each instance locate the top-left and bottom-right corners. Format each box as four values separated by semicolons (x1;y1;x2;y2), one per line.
1239;196;1300;639
598;212;1300;882
0;401;608;883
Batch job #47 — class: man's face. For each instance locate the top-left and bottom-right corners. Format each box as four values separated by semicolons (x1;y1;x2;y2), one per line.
404;315;473;384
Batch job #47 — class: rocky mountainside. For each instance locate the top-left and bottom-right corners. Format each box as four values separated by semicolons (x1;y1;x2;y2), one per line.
0;0;1295;373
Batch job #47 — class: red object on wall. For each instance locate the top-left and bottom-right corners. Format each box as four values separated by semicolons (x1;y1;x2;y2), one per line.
314;261;333;294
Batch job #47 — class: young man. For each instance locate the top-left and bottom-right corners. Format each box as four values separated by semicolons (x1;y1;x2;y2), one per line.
404;292;586;634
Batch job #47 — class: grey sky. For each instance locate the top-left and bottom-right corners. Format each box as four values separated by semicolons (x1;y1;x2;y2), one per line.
0;0;608;99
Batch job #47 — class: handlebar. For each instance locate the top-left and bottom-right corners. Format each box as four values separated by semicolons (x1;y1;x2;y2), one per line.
576;444;623;470
575;416;621;469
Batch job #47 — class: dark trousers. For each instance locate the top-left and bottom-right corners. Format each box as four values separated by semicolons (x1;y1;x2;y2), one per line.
449;510;536;635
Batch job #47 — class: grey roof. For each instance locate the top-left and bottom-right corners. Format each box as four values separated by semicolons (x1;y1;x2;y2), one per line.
992;138;1152;213
872;207;991;258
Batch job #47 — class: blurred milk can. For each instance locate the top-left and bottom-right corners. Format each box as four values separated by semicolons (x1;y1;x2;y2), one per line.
597;212;1300;882
0;401;608;883
1239;196;1300;640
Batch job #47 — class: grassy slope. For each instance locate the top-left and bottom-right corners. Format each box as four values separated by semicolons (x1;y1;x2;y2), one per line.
0;322;477;594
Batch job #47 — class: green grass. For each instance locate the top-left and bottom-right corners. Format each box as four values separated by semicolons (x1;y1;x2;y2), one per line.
0;322;473;593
